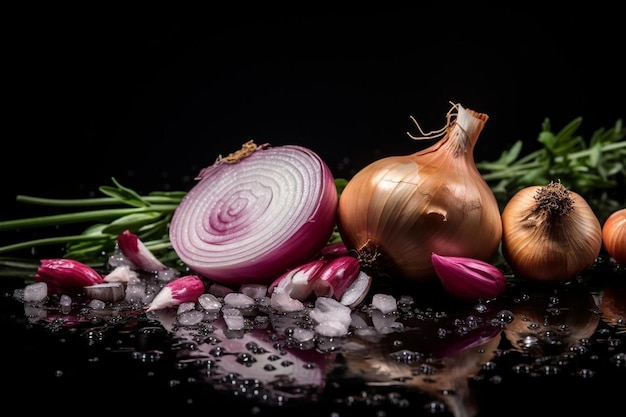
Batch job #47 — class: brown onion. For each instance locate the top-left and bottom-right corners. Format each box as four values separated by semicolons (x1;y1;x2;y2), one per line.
501;181;602;282
602;207;626;265
336;103;502;282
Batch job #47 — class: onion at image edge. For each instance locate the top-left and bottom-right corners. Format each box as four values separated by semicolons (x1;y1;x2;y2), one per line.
336;103;502;282
602;208;626;266
169;141;338;285
501;181;602;282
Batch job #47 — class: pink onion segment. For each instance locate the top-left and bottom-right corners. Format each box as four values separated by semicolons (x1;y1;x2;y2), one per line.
431;252;506;301
169;141;338;286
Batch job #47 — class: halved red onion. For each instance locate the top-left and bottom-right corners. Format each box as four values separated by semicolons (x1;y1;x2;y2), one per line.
170;141;338;285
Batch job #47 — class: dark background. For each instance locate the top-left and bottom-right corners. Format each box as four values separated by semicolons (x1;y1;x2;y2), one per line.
3;7;624;220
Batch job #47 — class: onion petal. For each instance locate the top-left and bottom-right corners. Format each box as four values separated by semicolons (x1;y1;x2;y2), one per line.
312;255;360;298
431;252;506;300
146;275;206;312
117;229;169;272
268;259;327;300
35;258;105;295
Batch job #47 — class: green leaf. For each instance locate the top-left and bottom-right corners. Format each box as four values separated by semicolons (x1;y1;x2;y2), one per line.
588;143;601;168
555;117;583;142
98;177;149;208
101;211;164;235
504;140;523;164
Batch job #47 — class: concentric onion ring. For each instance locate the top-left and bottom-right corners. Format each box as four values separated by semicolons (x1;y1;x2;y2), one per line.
169;142;338;285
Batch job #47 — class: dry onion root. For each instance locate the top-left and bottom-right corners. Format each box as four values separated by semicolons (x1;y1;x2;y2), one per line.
336;103;502;282
501;181;602;282
169;140;338;286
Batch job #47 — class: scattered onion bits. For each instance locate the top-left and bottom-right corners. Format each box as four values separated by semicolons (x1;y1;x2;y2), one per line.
501;181;602;282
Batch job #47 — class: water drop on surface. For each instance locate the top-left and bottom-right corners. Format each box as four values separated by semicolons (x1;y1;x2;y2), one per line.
424;400;447;414
578;368;595;378
610;352;626;367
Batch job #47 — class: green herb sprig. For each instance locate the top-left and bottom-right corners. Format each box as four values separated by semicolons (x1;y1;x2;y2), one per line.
477;117;625;219
0;178;185;265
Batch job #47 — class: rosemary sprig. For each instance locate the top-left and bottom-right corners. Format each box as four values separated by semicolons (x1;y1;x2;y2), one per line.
477;117;626;219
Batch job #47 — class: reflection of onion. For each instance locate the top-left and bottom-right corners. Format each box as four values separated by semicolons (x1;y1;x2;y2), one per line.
504;284;600;356
341;315;501;417
600;280;626;328
151;309;332;401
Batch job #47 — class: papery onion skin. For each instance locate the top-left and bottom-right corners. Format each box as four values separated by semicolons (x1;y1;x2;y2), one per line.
602;208;626;265
169;141;338;286
336;104;502;282
501;181;602;282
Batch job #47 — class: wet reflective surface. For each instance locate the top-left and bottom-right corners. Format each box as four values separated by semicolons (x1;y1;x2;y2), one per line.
2;257;625;416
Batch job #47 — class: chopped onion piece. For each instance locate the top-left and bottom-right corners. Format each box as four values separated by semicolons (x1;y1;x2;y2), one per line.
117;230;170;272
269;259;327;300
339;271;372;308
146;275;206;312
84;282;125;303
270;292;304;312
34;259;104;295
312;255;360;298
431;252;506;300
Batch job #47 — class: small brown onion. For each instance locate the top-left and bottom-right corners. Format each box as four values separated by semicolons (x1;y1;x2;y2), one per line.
501;181;602;282
336;103;502;282
602;208;626;265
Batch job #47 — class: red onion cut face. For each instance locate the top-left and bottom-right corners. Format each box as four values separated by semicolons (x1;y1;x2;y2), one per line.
169;141;338;286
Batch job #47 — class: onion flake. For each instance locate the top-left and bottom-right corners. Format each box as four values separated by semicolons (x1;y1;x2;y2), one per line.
169;141;338;285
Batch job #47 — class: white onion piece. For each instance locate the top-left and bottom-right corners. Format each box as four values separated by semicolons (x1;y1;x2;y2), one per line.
170;141;338;285
339;271;372;308
84;283;125;303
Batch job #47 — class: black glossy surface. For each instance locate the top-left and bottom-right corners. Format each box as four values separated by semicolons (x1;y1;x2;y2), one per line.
3;9;624;417
2;258;625;416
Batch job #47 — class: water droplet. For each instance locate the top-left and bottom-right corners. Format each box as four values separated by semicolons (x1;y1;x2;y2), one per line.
236;352;257;366
541;365;560;376
577;368;595;379
492;310;514;326
489;375;503;384
474;303;488;313
390;349;421;364
512;364;532;374
423;400;447;413
610;352;626;367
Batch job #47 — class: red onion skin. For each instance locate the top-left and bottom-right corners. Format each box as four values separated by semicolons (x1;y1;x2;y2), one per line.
170;144;338;286
35;259;104;295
